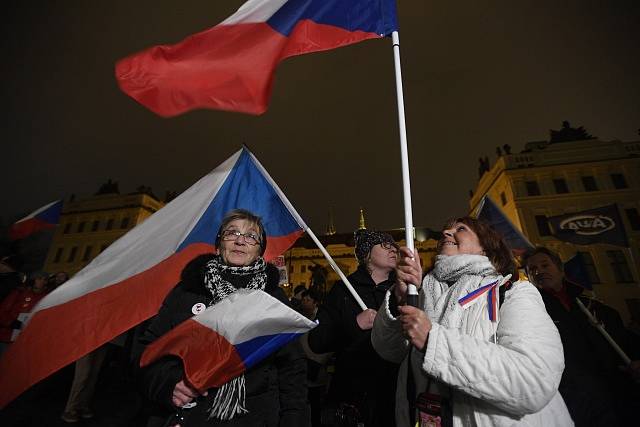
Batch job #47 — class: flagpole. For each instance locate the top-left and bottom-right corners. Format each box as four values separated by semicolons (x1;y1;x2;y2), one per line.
391;31;419;306
575;298;631;365
305;228;368;311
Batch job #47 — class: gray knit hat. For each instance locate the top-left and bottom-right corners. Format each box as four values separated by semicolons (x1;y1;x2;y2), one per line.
354;230;397;265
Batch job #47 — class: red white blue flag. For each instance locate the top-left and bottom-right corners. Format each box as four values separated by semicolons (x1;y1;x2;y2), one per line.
8;200;62;240
0;147;307;407
115;0;398;116
141;289;316;391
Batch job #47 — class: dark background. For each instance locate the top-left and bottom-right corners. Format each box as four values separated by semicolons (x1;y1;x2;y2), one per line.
3;0;639;232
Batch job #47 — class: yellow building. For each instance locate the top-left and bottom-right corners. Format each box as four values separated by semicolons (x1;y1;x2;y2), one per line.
469;127;640;323
282;211;441;296
43;183;165;275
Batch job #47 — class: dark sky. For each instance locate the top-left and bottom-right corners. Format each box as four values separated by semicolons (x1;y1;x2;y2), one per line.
3;1;639;234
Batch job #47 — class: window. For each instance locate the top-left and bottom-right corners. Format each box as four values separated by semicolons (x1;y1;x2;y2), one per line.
525;181;540;196
106;218;114;230
535;215;551;237
582;176;598;192
67;246;78;263
53;248;64;263
553;178;569;194
606;250;633;283
301;265;306;273
63;223;72;234
500;192;507;206
77;221;86;233
82;246;93;261
92;220;100;232
610;173;628;189
626;208;640;231
577;251;600;284
120;217;130;229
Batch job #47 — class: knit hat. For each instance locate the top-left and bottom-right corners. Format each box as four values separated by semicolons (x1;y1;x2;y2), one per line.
354;230;397;265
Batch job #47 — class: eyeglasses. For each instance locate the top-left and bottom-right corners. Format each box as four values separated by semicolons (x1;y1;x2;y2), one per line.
381;242;399;252
220;229;261;246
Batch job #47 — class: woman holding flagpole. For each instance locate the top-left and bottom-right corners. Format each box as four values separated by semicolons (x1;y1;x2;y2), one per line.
308;229;400;427
135;209;308;427
372;217;573;426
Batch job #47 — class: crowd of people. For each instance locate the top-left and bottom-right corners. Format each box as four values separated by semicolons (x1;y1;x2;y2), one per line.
2;208;640;426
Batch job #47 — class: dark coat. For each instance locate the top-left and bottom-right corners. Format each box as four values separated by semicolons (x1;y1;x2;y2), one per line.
308;266;398;427
538;280;640;426
133;254;309;427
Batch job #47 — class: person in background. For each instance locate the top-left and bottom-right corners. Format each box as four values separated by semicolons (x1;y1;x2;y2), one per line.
0;255;25;303
300;289;320;320
0;271;49;351
373;217;572;426
290;284;307;313
308;229;400;427
524;247;640;426
49;271;70;291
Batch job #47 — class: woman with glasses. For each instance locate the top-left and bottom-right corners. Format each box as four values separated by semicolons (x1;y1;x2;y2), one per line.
135;209;308;427
307;229;401;427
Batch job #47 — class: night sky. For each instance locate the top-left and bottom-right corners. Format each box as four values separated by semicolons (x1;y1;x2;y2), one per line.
3;1;639;234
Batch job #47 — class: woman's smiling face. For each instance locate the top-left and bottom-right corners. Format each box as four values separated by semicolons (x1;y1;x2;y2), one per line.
438;222;484;256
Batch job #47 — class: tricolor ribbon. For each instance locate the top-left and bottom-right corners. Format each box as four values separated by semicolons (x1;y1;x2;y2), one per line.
458;276;512;323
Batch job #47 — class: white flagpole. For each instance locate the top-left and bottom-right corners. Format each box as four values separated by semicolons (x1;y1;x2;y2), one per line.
305;228;368;311
391;31;419;306
575;298;631;365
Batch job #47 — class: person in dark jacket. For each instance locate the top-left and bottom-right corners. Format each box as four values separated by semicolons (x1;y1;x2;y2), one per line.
524;247;640;426
308;229;400;427
134;209;309;427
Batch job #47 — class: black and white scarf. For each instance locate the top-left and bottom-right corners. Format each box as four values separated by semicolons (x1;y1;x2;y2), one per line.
203;255;267;420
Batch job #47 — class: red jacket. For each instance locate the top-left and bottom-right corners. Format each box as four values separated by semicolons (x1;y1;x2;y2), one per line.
0;287;48;342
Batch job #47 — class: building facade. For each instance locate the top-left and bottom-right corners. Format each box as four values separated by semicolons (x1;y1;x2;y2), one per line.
470;134;640;323
43;190;164;275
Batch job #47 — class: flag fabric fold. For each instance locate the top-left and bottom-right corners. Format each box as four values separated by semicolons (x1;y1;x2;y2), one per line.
9;200;62;240
141;289;316;391
115;0;398;116
475;196;534;255
0;147;307;408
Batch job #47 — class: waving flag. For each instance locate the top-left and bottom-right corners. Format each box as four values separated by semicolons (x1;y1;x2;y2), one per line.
476;196;534;255
9;200;62;240
116;0;398;116
0;147;307;407
141;289;316;390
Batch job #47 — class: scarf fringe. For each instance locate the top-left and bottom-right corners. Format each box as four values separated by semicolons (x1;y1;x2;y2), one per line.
208;376;248;421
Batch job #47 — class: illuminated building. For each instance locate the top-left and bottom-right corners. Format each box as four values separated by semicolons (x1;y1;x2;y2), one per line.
469;124;640;323
43;182;165;275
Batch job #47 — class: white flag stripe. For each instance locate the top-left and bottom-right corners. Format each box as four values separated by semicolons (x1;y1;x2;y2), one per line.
14;200;60;223
221;0;289;26
194;289;316;344
33;150;242;314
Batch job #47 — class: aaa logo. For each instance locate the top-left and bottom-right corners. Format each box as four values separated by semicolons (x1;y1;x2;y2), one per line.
559;215;615;235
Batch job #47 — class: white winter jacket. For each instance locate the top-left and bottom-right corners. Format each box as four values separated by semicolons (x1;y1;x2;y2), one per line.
372;277;574;426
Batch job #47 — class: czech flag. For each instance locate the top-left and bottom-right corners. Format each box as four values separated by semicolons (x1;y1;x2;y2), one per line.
115;0;398;116
476;196;534;255
0;147;307;407
141;289;316;391
8;200;62;240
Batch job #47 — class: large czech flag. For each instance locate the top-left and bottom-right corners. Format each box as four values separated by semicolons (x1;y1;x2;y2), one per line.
8;200;62;240
116;0;398;116
141;289;316;391
0;147;307;407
